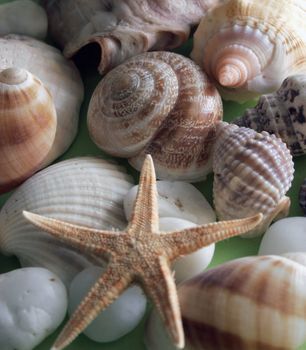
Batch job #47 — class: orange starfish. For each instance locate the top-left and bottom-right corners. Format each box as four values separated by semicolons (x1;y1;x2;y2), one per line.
23;155;262;350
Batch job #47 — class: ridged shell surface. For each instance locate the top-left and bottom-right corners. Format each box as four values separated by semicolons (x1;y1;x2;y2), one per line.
0;67;57;193
234;75;306;156
191;0;306;102
88;51;223;182
213;122;294;237
0;35;84;166
0;157;133;286
299;179;306;215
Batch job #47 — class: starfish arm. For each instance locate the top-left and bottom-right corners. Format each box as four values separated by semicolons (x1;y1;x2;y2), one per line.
162;213;263;261
128;154;159;233
23;211;122;255
51;263;133;350
141;256;184;349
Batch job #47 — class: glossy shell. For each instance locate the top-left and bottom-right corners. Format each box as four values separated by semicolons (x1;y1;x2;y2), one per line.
213;122;294;237
0;67;57;193
191;0;306;102
88;51;223;182
299;179;306;215
234;75;306;156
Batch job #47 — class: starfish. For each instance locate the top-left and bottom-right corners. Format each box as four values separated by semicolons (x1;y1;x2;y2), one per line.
23;155;262;350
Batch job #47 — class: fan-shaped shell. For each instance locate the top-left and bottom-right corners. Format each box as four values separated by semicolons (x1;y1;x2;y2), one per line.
191;0;306;102
0;67;57;193
87;51;223;182
213;122;294;237
0;35;84;166
299;179;306;215
234;75;306;156
0;157;133;286
43;0;223;74
145;253;306;350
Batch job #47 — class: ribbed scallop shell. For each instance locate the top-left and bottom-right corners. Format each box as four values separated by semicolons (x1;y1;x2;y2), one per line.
0;35;84;166
0;67;57;193
213;122;294;237
145;253;306;350
0;157;133;286
234;75;306;156
191;0;306;102
299;179;306;215
43;0;223;73
88;51;223;182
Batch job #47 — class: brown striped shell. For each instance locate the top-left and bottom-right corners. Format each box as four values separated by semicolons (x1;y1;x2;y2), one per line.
87;51;223;182
213;122;294;237
0;67;57;194
145;253;306;350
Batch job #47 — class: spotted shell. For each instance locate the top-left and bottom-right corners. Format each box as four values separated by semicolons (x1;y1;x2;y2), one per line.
87;51;223;182
213;122;294;237
234;75;306;156
299;179;306;215
0;67;57;193
191;0;306;102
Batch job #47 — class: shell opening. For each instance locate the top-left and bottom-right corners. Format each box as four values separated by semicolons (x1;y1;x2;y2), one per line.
0;67;28;85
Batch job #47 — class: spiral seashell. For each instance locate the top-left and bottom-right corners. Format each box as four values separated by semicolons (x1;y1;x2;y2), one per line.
43;0;223;73
0;67;57;194
0;157;134;286
191;0;306;102
299;179;306;215
88;51;223;182
145;253;306;350
234;75;306;156
0;34;84;166
213;122;294;237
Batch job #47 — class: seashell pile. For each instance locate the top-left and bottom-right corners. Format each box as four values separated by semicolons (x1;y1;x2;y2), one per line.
234;75;306;156
87;51;223;182
0;67;57;194
299;179;306;215
43;0;223;73
191;0;306;102
213;122;294;237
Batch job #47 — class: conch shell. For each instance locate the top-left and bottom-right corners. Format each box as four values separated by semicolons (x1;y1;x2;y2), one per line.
234;75;306;156
213;122;294;237
191;0;306;102
43;0;223;73
87;51;223;182
145;253;306;350
0;157;133;286
0;35;84;166
0;67;57;194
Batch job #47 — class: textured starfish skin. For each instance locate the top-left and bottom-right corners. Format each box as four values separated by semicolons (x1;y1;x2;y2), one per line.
23;155;262;350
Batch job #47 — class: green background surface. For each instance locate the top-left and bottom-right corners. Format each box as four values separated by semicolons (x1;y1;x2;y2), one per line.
0;0;305;349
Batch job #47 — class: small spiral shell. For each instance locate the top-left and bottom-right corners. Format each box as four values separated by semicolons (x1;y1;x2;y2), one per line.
87;51;223;182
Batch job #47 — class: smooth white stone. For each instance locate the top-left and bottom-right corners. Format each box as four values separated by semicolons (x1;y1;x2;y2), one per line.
258;217;306;255
69;266;147;343
0;267;67;350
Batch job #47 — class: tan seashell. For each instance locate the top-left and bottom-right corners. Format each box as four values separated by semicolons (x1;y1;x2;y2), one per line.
0;35;84;166
213;122;294;237
234;75;306;156
145;253;306;350
191;0;306;102
0;67;57;193
87;51;223;182
43;0;223;74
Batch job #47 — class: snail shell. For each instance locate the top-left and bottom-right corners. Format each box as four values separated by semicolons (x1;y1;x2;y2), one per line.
191;0;306;102
213;122;294;237
234;75;306;156
0;67;57;193
145;253;306;350
88;51;223;182
0;157;133;286
299;179;306;215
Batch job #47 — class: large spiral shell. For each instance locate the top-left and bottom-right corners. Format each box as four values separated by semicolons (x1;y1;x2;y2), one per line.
191;0;306;102
213;122;294;237
88;51;223;182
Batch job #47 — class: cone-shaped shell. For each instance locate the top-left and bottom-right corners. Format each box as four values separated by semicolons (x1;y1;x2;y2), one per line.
213;122;294;237
0;67;57;193
191;0;306;102
234;75;306;156
0;157;133;286
88;51;223;182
